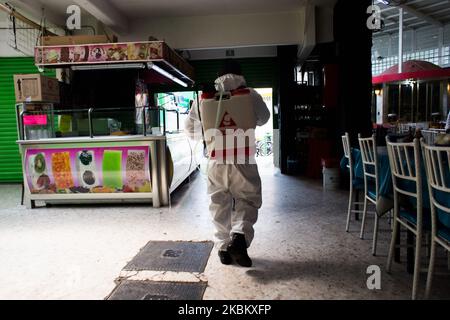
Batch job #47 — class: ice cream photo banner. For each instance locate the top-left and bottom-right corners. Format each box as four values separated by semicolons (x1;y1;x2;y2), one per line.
24;145;152;194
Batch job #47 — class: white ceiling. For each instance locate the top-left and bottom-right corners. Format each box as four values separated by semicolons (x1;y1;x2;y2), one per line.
6;0;336;46
109;0;305;18
9;0;337;19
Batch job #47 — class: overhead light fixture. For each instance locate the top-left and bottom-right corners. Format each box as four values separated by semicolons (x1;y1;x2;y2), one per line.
71;63;146;71
405;78;416;87
147;62;188;87
70;62;189;87
377;0;390;5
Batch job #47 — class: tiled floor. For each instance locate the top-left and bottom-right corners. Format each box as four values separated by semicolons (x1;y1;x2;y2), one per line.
0;157;449;300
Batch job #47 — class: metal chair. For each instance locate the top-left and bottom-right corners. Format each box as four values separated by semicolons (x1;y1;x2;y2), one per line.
386;137;424;300
341;132;363;232
421;129;445;145
358;134;380;255
422;141;450;299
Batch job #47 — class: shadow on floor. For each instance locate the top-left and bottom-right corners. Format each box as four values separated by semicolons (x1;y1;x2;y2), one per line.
245;257;368;285
168;170;201;207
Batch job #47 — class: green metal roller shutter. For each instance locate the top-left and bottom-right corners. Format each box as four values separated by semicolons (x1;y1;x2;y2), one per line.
190;57;278;88
190;57;279;129
0;57;55;182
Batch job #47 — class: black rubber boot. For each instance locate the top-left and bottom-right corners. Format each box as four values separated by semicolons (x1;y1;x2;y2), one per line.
218;250;232;265
227;233;252;267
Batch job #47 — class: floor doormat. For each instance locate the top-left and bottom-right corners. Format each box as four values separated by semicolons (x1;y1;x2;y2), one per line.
107;280;207;300
124;241;214;273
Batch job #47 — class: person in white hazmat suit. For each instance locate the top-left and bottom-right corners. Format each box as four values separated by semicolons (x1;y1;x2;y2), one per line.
184;60;270;267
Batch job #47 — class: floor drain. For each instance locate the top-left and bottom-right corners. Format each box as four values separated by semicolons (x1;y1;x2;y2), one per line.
107;280;207;300
124;241;214;273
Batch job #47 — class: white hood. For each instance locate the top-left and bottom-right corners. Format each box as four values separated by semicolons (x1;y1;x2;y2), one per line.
214;73;246;92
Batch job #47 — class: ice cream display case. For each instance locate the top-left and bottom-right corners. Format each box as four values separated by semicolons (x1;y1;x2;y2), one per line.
16;103;204;209
16;39;198;208
19;135;162;208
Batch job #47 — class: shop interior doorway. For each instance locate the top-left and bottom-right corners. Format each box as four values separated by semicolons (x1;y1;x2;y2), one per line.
156;88;274;168
254;88;274;169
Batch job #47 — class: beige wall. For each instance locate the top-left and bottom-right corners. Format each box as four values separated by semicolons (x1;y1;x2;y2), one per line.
0;12;25;57
124;9;305;50
1;6;312;56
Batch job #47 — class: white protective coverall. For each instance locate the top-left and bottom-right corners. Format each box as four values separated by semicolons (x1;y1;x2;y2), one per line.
184;73;270;250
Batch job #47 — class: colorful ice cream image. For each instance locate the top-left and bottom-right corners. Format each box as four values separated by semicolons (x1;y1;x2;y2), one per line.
51;152;74;189
71;46;86;62
76;150;98;189
28;153;47;191
46;49;59;63
106;46;127;61
149;42;162;59
33;153;46;174
25;146;150;194
102;150;123;189
127;43;148;60
125;150;146;190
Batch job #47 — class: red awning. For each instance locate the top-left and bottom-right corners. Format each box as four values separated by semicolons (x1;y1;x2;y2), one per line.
372;60;450;84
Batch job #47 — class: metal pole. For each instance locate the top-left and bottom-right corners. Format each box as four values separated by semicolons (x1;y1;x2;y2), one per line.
417;82;420;123
398;8;403;74
398;84;402;121
398;8;404;124
426;83;429;123
16;104;23;140
20;111;26;140
411;83;415;123
163;108;166;134
88;107;94;138
438;27;444;67
143;107;146;136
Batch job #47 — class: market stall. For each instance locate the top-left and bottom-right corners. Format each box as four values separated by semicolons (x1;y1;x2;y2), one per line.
16;40;199;208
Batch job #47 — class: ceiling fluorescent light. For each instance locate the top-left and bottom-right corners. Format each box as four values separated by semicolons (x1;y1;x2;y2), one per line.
71;63;146;71
147;62;188;87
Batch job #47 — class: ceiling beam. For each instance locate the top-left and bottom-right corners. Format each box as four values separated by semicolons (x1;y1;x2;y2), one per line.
380;21;428;34
406;20;437;28
414;0;450;12
431;7;450;16
379;0;423;12
384;16;418;27
396;3;443;27
383;14;418;23
73;0;129;34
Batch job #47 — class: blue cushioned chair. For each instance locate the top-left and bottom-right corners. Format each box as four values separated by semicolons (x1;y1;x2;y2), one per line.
422;140;450;299
341;133;365;232
358;134;380;255
386;137;425;300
